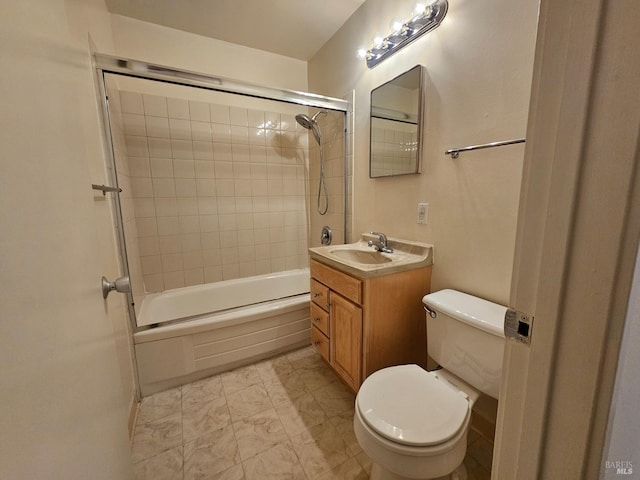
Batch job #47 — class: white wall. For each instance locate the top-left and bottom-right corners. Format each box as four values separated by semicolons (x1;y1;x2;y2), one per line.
0;0;135;478
309;0;539;304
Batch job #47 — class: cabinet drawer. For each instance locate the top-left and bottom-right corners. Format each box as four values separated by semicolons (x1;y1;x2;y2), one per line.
310;302;329;336
311;326;330;363
310;278;330;310
310;259;362;305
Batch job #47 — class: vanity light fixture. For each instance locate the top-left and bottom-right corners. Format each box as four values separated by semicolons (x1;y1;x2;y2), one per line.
361;0;448;69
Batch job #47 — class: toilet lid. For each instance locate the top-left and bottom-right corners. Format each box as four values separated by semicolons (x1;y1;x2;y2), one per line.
357;365;470;447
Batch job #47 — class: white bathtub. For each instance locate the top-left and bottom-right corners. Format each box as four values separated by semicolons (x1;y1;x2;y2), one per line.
133;269;311;396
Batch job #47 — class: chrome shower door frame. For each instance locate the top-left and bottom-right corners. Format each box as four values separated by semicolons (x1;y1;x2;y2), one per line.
93;54;352;335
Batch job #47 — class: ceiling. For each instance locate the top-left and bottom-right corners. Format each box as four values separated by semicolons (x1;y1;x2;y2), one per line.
105;0;366;61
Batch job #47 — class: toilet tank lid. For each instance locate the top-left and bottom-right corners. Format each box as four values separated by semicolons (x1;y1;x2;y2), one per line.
422;289;507;338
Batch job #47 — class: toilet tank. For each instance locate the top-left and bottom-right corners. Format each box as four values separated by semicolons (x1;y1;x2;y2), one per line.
422;289;507;399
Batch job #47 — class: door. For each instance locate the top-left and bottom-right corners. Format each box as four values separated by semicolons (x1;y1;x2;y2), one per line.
329;292;363;391
0;2;136;478
493;0;640;477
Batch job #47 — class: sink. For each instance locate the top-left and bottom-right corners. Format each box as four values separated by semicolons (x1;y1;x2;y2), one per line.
329;248;392;264
309;234;434;278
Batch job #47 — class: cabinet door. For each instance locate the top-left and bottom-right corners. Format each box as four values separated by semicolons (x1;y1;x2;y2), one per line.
329;292;362;391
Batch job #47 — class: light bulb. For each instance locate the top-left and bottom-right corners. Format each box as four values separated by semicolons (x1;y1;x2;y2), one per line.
374;35;384;46
391;17;403;31
414;2;427;15
357;48;367;59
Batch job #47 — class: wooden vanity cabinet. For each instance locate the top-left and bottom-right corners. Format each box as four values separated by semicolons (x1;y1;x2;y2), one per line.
309;258;431;392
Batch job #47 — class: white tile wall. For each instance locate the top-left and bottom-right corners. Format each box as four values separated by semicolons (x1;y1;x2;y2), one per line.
308;110;346;247
120;91;310;293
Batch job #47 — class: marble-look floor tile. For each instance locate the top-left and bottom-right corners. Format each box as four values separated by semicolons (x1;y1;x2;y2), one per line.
208;464;245;480
355;452;372;476
312;381;355;417
316;457;368;480
242;443;307;480
226;384;274;422
183;424;240;480
232;408;289;460
131;346;493;480
221;364;263;395
182;374;224;409
464;455;491;480
467;436;494;471
137;387;182;425
275;392;327;438
264;371;309;408
328;410;361;456
183;395;231;442
131;412;183;463
255;354;295;384
287;346;325;371
291;420;352;479
297;366;339;392
133;445;183;480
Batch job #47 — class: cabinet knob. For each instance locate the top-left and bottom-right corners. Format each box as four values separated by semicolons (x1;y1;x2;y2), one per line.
313;292;321;298
313;317;321;322
313;340;321;346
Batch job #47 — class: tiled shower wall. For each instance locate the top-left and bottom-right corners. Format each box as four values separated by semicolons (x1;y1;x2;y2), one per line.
117;89;311;293
308;110;346;248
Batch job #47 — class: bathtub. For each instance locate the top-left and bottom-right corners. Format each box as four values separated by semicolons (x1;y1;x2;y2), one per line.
133;269;311;396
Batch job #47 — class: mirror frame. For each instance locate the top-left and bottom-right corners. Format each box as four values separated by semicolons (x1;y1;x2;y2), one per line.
369;65;426;178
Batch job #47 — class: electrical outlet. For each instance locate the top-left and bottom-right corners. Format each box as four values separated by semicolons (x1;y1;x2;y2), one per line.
417;202;429;224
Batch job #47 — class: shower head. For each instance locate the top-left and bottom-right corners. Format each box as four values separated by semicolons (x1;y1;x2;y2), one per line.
295;113;315;130
296;110;329;215
295;110;327;129
295;111;327;144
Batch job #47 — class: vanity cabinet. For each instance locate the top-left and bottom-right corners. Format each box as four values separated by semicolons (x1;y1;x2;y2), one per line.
309;258;431;392
310;260;363;391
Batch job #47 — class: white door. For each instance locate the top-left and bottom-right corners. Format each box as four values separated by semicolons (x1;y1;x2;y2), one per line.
0;1;135;478
493;0;640;478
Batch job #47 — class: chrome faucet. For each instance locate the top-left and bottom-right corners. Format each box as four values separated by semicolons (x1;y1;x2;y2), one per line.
368;232;394;253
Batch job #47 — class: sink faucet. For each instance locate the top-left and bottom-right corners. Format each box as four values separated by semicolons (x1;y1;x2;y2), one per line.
368;232;394;253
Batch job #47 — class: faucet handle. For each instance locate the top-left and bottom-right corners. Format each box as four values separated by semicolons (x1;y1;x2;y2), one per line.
370;231;387;242
368;231;393;253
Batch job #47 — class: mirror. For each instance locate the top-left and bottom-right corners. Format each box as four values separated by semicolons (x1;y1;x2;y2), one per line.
370;65;425;177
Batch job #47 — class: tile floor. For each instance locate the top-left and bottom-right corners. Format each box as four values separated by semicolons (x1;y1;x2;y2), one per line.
131;346;493;479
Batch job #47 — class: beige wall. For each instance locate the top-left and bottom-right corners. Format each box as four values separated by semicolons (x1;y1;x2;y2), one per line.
0;0;135;478
309;0;539;304
110;14;308;91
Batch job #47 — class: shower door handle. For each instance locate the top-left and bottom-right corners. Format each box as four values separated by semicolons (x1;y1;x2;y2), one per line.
102;275;131;299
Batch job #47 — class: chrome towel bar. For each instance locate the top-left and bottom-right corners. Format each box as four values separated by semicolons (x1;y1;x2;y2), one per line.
445;138;525;159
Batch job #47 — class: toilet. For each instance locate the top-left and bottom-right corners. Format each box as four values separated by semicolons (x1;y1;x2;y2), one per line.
353;289;507;480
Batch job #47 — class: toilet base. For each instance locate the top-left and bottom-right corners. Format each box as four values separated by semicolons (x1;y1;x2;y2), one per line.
370;461;467;480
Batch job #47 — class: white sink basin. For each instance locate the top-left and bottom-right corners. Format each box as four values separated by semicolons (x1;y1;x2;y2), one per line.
329;248;392;264
309;234;433;278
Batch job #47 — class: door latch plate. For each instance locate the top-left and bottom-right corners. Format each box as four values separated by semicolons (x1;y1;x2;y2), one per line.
504;308;533;345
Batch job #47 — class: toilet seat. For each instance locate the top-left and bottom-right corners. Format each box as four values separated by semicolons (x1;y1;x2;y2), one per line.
356;365;470;447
